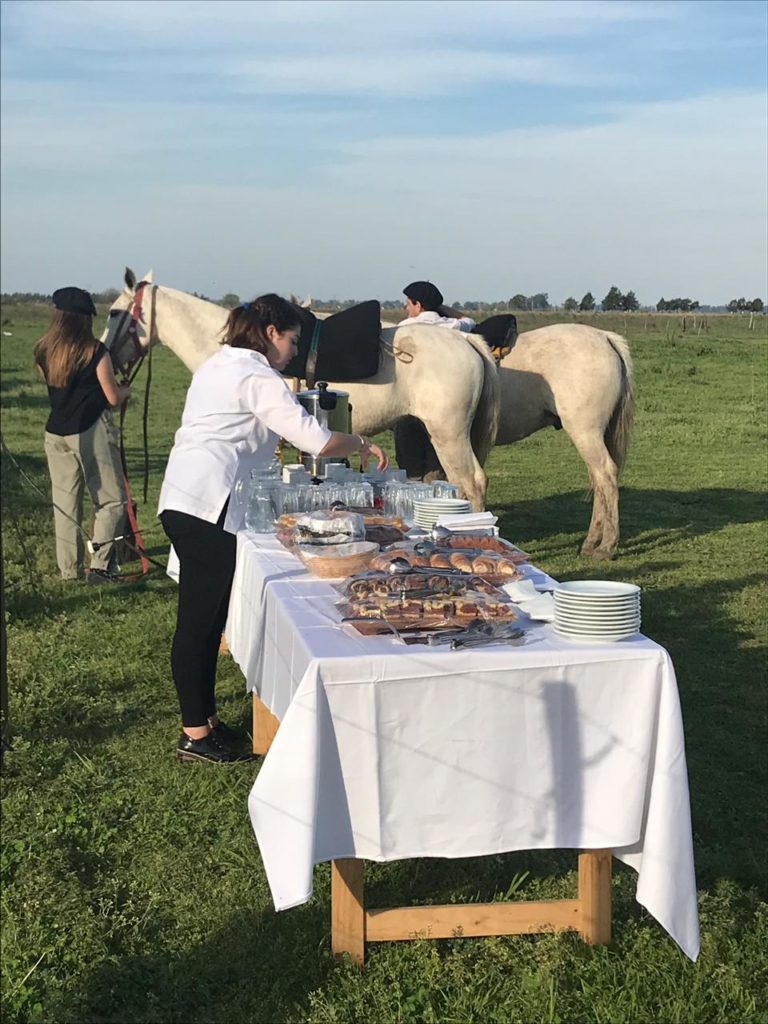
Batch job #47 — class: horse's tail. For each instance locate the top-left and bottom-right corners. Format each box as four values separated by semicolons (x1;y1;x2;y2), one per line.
462;333;500;464
603;332;634;473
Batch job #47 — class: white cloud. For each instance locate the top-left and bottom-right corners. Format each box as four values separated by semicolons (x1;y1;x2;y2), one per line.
4;0;678;51
3;90;765;303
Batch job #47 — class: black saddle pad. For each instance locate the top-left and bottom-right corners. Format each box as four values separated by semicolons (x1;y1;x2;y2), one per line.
471;314;518;349
282;300;381;381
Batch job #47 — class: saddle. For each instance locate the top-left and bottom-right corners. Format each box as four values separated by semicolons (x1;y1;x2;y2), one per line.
471;314;518;362
282;300;382;384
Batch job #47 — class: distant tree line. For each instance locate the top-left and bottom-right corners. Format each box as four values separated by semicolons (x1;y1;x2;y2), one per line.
1;288;765;315
656;297;700;312
725;297;764;313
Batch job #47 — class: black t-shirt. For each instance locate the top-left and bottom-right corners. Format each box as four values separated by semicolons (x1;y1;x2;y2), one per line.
42;342;110;435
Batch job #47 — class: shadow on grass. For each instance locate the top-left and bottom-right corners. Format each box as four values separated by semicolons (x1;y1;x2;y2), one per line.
494;485;766;557
57;903;332;1024
640;572;768;896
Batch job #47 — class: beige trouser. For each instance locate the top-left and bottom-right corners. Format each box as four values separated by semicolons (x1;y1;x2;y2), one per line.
44;412;128;577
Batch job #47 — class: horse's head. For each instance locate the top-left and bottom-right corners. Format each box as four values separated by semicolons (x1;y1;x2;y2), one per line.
102;267;156;381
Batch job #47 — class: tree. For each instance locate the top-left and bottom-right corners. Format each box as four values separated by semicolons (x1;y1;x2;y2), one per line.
621;290;639;312
579;292;596;311
563;297;579;312
221;293;240;309
657;297;668;312
509;294;529;309
602;286;624;311
750;298;764;313
530;292;550;310
726;299;739;313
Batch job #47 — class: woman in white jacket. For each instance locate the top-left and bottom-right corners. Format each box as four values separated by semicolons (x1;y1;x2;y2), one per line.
159;294;388;763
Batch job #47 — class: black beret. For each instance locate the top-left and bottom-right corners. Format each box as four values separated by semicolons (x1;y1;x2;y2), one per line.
52;286;97;316
403;280;443;312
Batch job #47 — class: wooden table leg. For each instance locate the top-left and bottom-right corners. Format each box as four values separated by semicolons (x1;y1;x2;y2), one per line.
331;859;365;966
252;693;280;756
578;849;612;944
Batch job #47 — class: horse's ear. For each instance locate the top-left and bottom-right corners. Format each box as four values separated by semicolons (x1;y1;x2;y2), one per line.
302;295;312;309
124;267;136;291
142;269;154;284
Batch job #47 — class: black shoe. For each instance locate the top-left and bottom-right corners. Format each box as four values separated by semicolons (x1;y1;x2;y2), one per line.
209;720;248;747
87;568;121;585
176;730;253;763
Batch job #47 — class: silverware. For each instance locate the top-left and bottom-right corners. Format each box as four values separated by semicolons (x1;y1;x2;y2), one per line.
450;629;526;650
340;615;405;643
387;556;463;577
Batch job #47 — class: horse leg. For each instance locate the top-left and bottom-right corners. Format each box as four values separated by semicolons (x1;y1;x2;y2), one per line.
428;431;488;511
567;431;620;558
581;470;607;555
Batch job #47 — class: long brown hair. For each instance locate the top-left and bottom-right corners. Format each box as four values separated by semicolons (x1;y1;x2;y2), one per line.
222;294;300;354
34;311;99;388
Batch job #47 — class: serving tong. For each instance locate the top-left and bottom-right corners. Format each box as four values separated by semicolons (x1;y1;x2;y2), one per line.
387;556;464;577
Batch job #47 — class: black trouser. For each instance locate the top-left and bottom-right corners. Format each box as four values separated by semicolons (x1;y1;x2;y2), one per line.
160;507;236;728
393;416;445;479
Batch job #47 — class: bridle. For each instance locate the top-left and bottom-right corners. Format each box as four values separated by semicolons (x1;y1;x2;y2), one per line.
106;281;157;385
104;283;158;565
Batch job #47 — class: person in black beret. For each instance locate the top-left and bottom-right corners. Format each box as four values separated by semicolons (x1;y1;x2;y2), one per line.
34;287;130;583
52;286;98;317
395;281;476;477
401;281;476;331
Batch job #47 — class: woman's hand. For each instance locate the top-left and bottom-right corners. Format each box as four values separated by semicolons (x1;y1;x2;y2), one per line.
360;440;389;472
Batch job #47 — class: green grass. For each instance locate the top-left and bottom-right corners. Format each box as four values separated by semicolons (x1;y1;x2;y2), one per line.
1;308;767;1023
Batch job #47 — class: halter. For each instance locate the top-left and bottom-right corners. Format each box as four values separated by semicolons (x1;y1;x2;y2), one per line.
108;282;156;384
105;283;158;568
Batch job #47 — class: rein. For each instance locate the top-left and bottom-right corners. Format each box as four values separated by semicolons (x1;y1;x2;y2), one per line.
109;283;157;575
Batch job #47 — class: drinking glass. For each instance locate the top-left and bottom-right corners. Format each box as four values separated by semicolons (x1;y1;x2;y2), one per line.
245;480;277;533
383;481;405;518
433;481;460;499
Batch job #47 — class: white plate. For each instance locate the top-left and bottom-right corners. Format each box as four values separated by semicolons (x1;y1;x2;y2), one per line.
555;590;640;601
555;624;640;636
556;580;640;597
414;499;471;506
555;615;639;627
554;627;640;643
557;595;639;604
556;610;641;623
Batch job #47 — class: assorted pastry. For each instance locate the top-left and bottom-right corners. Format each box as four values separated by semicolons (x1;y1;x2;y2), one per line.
368;545;523;580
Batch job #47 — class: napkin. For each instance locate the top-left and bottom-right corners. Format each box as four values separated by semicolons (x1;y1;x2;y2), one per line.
502;579;556;622
436;512;499;530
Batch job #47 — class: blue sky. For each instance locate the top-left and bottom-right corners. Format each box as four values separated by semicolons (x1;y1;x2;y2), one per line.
1;0;766;304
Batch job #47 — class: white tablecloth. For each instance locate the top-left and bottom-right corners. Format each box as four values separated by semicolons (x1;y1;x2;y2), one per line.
226;533;700;961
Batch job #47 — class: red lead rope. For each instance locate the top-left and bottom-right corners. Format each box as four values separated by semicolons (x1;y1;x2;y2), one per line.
116;282;151;578
118;398;151;577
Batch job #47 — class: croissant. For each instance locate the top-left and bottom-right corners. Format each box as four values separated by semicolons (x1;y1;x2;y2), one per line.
449;551;473;572
429;552;453;569
471;555;498;575
497;560;519;576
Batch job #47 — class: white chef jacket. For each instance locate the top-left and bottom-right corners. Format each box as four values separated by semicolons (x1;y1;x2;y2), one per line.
158;346;332;533
398;310;476;332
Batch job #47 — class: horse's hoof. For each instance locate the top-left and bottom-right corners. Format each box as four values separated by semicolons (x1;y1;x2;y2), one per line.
590;547;616;561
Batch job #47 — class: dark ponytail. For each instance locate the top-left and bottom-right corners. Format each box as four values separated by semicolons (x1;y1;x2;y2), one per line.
222;293;301;353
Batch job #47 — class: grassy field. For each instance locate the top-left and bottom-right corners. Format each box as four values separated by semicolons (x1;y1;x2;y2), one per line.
1;307;767;1024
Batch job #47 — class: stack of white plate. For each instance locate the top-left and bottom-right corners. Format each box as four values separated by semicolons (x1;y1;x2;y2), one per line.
412;497;471;529
554;581;641;642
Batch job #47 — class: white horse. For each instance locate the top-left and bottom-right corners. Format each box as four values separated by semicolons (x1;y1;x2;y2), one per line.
376;314;634;559
104;269;500;510
495;326;633;559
